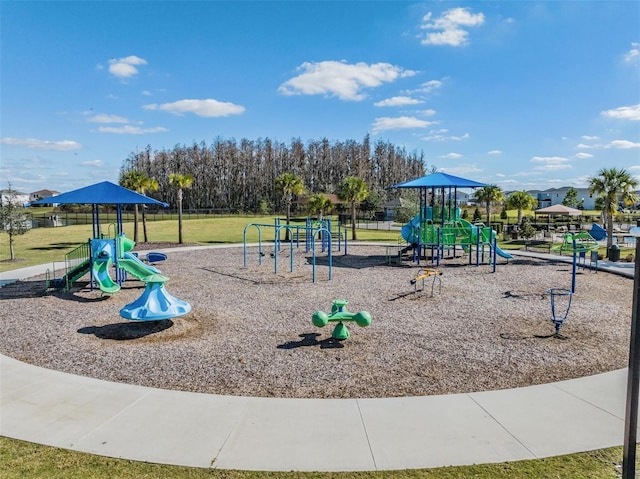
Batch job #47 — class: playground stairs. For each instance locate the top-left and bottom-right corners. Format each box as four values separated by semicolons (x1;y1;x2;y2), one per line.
385;236;412;265
46;242;91;292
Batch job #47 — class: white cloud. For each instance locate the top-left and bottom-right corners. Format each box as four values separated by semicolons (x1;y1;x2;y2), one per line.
439;152;463;159
409;80;444;94
374;96;423;107
581;135;599;140
421;130;469;142
278;61;416;101
439;164;482;175
531;156;571;171
419;8;485;47
143;99;245;117
601;104;640;121
0;137;82;151
624;42;640;63
487;150;502;155
575;152;594;159
371;116;435;133
87;113;129;124
81;160;103;167
108;55;148;78
609;139;640;149
577;139;639;149
97;125;168;134
420;109;437;116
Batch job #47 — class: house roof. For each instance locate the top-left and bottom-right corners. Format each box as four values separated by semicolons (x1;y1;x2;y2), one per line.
381;198;409;208
29;181;169;206
296;193;346;205
1;189;28;196
30;189;60;196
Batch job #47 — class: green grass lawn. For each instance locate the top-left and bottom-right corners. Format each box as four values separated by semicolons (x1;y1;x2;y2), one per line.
2;215;635;272
0;436;628;479
0;216;401;272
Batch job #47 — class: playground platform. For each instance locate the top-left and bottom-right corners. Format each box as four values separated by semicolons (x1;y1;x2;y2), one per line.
0;246;636;472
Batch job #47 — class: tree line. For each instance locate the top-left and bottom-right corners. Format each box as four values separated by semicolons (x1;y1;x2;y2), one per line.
119;135;427;214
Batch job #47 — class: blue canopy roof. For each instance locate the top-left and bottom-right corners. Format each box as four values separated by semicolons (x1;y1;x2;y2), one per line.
30;181;168;207
391;172;487;189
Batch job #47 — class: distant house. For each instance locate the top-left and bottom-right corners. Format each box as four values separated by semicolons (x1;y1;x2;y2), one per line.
0;189;30;206
519;187;596;210
455;191;472;205
29;189;60;203
296;193;347;211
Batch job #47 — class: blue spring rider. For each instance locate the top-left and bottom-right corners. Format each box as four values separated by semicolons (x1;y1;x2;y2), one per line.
312;300;371;340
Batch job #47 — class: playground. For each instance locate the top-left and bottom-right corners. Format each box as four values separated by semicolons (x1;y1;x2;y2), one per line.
0;243;633;399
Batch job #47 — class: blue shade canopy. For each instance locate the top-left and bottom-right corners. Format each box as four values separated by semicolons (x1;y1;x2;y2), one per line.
30;181;169;206
391;172;487;189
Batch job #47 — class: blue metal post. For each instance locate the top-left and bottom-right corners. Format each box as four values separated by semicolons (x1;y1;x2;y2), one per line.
571;237;577;293
275;225;295;274
492;235;497;273
311;228;332;283
243;224;262;267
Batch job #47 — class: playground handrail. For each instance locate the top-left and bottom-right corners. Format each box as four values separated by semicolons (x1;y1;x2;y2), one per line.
63;242;91;291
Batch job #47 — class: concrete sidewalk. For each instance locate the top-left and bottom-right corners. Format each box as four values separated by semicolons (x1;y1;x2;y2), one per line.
0;246;636;471
0;354;631;471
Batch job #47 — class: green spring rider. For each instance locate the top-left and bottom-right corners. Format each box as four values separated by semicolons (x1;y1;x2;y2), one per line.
312;299;372;340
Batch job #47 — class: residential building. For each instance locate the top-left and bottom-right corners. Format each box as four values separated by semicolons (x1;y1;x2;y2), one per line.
29;189;60;203
0;189;30;206
526;187;596;210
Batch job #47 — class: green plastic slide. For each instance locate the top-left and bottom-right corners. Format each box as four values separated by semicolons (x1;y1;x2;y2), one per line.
92;258;120;294
118;257;158;282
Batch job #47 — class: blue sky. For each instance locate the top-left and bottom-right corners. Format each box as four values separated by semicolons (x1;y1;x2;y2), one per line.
1;1;639;195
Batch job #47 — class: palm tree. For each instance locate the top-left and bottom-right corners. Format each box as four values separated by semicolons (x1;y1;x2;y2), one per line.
589;167;639;255
337;176;369;240
168;173;194;244
473;185;504;226
275;173;305;239
505;190;537;225
120;170;145;243
307;193;333;221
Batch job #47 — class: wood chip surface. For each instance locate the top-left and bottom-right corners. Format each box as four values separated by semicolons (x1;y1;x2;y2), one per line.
0;245;632;398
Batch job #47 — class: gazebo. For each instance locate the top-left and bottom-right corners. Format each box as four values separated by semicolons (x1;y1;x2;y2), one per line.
30;181;168;238
534;204;582;216
534;204;583;232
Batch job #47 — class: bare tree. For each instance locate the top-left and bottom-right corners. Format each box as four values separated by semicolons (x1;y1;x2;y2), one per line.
0;184;31;260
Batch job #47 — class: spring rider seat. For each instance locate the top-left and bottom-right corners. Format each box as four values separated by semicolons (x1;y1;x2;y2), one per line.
312;299;371;340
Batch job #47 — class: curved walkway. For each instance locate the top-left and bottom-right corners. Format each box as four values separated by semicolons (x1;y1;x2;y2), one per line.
0;247;635;472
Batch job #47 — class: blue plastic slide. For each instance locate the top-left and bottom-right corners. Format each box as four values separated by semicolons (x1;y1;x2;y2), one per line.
492;244;513;259
589;223;607;241
401;214;421;244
